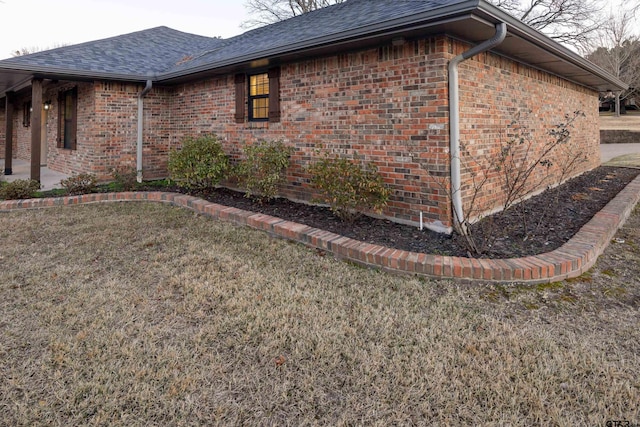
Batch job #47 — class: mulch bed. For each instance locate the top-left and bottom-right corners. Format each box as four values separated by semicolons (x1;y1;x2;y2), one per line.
142;166;639;259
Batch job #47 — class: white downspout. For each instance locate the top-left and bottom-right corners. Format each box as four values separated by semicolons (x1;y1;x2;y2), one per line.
448;23;507;230
137;79;153;183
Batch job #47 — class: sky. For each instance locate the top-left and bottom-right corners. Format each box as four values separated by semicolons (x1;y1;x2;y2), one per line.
0;0;250;59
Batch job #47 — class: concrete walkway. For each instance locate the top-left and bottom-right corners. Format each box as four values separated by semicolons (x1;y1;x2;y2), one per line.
1;159;69;191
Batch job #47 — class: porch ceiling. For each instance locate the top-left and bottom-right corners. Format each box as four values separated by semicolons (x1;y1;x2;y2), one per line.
0;69;33;96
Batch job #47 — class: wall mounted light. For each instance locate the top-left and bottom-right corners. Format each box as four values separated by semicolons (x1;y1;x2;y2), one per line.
43;100;52;110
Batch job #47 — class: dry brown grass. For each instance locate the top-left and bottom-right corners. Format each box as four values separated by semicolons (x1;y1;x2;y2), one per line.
600;111;640;130
604;153;640;169
1;202;639;426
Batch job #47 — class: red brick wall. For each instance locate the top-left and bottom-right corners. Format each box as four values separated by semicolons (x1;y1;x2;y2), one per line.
142;86;173;178
451;39;600;222
8;82;154;180
1;93;41;163
46;81;149;179
14;95;32;161
3;35;601;230
164;35;599;229
168;37;453;229
6;82;96;175
8;81;172;181
44;82;95;175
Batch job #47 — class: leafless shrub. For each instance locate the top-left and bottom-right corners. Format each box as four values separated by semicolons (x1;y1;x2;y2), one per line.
428;111;587;256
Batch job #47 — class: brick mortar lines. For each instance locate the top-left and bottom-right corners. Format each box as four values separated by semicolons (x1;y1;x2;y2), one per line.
2;175;640;284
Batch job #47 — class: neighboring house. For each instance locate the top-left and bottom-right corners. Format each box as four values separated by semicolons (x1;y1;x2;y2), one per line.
0;0;627;232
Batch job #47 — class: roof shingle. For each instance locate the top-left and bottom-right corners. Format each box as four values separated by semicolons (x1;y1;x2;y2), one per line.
0;0;627;92
0;0;468;79
0;26;223;77
166;0;467;74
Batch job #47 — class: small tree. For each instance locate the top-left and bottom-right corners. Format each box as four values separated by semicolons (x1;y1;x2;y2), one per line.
11;43;69;57
487;0;605;50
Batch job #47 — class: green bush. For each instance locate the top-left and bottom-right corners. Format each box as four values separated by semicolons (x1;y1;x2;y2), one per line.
235;140;293;202
308;155;390;223
0;179;41;200
111;166;139;191
168;135;230;191
61;173;98;195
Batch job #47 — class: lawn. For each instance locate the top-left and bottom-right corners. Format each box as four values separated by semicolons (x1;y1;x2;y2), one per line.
600;110;640;130
1;202;639;425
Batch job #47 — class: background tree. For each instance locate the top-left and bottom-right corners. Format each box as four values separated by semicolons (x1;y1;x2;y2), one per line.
586;6;640;116
487;0;605;50
242;0;345;28
11;44;68;57
241;0;639;115
244;0;609;50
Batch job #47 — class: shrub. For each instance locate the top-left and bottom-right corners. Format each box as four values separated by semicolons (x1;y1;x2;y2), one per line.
309;155;390;223
235;140;293;202
61;173;98;195
111;166;139;191
0;179;41;200
168;135;230;191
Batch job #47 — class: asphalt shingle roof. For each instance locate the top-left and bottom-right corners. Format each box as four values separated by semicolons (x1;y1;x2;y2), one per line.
0;0;468;80
0;26;223;77
165;0;468;74
0;0;627;92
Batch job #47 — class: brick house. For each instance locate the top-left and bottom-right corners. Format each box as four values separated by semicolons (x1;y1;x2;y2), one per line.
0;0;627;232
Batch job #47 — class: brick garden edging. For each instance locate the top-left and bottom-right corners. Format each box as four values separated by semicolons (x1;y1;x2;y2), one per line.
2;175;640;283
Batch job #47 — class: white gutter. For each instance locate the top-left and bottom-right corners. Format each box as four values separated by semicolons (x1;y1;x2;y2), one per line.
448;22;506;231
137;79;153;183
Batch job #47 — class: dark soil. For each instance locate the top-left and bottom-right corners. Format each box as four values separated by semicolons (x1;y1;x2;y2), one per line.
139;166;639;259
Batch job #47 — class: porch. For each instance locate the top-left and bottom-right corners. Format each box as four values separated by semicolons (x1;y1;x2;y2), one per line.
1;159;68;191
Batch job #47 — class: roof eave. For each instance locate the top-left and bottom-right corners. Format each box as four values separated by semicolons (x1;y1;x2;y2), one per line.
159;0;627;92
1;0;626;94
473;0;628;91
0;64;153;93
158;1;483;81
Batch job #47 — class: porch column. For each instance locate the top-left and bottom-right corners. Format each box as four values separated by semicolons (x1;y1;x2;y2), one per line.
30;78;43;182
4;93;13;175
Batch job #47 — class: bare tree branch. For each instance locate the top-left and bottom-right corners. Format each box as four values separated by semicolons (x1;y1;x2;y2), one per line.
11;44;69;57
587;5;640;112
487;0;605;50
243;0;345;28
